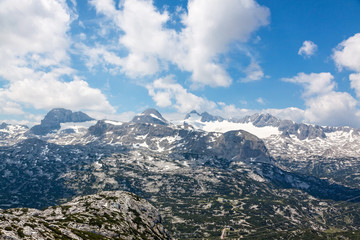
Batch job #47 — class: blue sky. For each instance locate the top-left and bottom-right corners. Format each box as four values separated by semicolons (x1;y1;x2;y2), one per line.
1;0;360;127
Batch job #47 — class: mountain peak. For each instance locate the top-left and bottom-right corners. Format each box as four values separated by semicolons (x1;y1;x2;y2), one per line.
200;111;224;122
131;108;168;125
30;108;94;135
185;110;201;120
185;110;224;122
141;108;163;118
0;122;8;129
43;108;94;124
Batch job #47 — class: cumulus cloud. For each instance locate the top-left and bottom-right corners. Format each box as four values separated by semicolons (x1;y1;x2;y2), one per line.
0;0;71;69
146;76;251;118
0;94;24;115
146;76;218;113
4;77;115;113
0;0;72;90
89;0;177;77
304;92;358;127
333;33;360;72
179;0;269;87
333;34;360;118
298;40;317;57
283;72;359;127
350;73;360;98
0;0;115;117
282;72;335;97
262;107;305;123
89;0;269;87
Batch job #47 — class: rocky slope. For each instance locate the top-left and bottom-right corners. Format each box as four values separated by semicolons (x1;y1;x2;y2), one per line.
62;149;360;239
0;191;170;240
0;123;28;146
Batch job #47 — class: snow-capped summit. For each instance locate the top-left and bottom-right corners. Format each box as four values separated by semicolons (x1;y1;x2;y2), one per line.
131;108;168;125
184;110;201;120
30;108;94;135
183;111;280;138
236;113;326;140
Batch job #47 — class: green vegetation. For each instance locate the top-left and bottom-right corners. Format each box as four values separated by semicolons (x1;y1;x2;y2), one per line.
4;226;12;231
17;227;25;238
89;217;104;228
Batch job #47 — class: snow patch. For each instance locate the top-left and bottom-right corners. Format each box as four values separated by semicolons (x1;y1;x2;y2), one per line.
183;119;280;138
150;113;164;122
104;120;123;126
59;121;97;133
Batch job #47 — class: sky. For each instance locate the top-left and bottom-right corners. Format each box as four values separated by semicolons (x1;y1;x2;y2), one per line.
1;0;360;127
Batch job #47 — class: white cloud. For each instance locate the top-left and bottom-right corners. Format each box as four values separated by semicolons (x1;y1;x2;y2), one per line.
4;76;115;113
218;104;252;118
0;0;116;117
350;73;360;98
283;72;359;127
0;0;71;74
304;92;358;127
0;93;24;115
333;33;360;72
77;44;123;72
331;34;360;127
146;76;218;113
146;76;252;118
282;72;335;98
298;40;317;57
89;0;177;77
241;60;265;82
89;0;269;87
90;0;117;17
146;76;308;124
179;0;269;87
262;107;305;123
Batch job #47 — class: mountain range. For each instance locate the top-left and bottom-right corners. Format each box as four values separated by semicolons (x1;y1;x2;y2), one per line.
1;108;360;239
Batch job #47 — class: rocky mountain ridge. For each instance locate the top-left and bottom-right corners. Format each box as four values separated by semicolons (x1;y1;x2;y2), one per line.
0;191;170;240
183;110;360;189
183;110;360;159
2;108;359;156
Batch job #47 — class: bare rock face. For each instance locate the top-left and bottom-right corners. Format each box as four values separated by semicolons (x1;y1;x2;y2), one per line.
0;191;171;240
30;108;94;136
185;110;224;122
131;108;168;126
